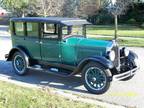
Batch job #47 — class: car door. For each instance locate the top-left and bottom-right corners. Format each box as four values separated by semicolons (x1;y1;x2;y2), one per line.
60;41;77;66
40;23;61;62
12;22;41;60
24;22;41;60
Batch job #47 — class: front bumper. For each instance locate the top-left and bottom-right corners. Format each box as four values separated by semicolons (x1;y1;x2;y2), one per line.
112;49;140;81
112;66;139;81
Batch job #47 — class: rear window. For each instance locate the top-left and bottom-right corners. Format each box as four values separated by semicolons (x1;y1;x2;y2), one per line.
15;22;24;36
26;22;39;37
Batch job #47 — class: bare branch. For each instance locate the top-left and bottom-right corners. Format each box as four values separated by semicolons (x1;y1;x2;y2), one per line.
35;0;64;16
107;0;133;16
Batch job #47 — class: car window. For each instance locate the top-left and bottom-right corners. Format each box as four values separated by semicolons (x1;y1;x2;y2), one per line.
62;25;84;39
26;22;39;37
15;22;24;36
42;23;58;39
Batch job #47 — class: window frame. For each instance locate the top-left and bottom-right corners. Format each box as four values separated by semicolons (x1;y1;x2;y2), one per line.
10;21;15;36
25;22;40;38
61;24;87;39
41;22;60;40
13;21;25;37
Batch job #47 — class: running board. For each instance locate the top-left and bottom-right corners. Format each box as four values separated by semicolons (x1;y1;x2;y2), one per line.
28;65;73;77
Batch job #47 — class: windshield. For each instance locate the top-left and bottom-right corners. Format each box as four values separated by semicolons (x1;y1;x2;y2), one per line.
62;25;85;39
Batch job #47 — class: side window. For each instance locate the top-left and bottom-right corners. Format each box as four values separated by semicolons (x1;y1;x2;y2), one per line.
43;23;58;39
15;22;24;36
26;22;39;37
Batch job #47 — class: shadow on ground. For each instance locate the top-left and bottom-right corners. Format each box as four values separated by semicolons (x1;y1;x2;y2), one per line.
0;60;87;93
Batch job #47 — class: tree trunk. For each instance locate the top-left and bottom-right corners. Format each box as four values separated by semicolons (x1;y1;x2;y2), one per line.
96;0;101;10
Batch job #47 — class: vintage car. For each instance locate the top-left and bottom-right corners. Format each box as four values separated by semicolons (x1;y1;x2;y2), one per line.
6;17;139;94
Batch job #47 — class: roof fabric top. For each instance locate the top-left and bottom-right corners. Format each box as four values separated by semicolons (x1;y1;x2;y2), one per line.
11;17;90;26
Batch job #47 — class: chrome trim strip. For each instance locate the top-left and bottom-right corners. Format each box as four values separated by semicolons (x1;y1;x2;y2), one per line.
113;67;139;81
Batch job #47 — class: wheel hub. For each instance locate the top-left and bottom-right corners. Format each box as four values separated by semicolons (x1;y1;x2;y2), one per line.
92;77;97;82
16;61;20;66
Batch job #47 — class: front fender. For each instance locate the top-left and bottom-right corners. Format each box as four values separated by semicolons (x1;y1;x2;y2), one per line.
128;50;139;67
72;56;114;75
79;56;114;69
128;50;138;60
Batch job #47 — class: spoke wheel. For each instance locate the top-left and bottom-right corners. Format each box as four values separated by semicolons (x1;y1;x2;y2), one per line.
85;67;107;91
14;55;25;72
12;52;28;75
82;62;112;94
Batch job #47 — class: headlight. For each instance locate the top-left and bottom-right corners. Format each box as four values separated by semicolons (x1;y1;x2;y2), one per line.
122;47;129;57
134;58;139;67
108;51;115;61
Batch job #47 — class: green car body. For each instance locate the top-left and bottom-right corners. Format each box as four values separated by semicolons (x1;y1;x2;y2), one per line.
6;17;139;94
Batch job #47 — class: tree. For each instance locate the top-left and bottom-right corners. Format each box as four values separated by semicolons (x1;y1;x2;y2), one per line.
1;0;30;17
62;0;78;17
33;0;64;17
1;0;106;18
1;0;65;17
0;0;4;5
76;0;102;18
107;0;133;39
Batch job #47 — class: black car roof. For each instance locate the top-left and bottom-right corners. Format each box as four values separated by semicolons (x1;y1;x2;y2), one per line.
10;17;90;26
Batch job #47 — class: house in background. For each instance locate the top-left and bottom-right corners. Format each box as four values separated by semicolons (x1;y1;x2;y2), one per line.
0;7;11;25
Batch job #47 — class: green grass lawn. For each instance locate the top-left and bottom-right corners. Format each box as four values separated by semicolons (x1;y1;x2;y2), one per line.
87;25;144;37
88;36;144;47
86;25;144;47
0;81;101;108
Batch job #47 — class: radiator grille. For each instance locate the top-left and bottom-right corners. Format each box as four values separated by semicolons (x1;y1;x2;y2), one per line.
112;46;120;68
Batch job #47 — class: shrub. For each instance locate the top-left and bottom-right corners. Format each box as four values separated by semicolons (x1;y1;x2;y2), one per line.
126;18;137;24
141;23;144;28
88;3;144;25
88;9;114;25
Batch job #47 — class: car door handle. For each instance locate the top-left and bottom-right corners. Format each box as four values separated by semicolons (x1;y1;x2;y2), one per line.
39;41;43;44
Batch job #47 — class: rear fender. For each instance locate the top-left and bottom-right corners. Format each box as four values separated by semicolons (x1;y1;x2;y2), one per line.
6;46;30;64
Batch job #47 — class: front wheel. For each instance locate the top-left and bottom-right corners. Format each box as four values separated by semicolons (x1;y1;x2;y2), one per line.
82;62;112;94
12;52;28;75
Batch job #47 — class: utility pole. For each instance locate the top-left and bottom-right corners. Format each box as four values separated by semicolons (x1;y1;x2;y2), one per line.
114;14;118;40
111;0;118;40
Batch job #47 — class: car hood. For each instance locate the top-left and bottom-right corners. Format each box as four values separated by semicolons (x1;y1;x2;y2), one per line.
65;37;113;51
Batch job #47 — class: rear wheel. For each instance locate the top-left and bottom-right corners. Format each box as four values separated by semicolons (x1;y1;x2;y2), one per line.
12;52;28;75
82;62;112;94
